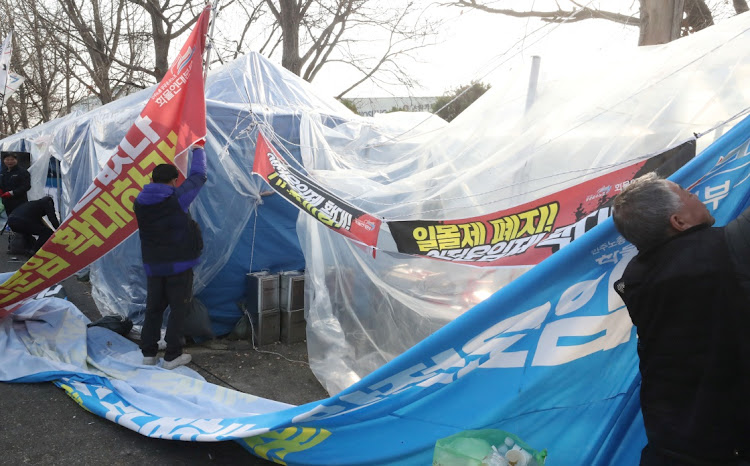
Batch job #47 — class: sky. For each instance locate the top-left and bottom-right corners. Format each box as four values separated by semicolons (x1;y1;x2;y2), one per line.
208;1;740;99
311;2;641;98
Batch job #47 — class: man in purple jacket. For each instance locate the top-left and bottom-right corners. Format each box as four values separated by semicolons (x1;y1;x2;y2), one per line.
134;143;207;369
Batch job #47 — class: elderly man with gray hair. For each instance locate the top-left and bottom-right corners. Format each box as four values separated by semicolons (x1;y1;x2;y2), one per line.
613;172;750;466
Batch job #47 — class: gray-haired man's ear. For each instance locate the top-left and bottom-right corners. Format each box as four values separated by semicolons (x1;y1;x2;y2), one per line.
670;213;692;232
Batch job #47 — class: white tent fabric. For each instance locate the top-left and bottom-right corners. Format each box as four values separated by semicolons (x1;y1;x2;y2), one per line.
298;12;750;393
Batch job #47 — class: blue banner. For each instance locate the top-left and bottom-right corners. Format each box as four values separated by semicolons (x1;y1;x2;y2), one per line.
4;114;750;465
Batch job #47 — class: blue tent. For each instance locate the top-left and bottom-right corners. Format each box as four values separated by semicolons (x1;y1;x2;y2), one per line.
0;53;353;335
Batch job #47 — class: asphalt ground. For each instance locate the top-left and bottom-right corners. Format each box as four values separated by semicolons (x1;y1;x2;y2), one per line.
0;234;330;465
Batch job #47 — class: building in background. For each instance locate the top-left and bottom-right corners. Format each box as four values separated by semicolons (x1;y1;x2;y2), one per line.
351;96;437;116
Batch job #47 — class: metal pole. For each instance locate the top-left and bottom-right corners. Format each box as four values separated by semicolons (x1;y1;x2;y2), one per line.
56;158;63;218
203;0;220;83
525;55;541;113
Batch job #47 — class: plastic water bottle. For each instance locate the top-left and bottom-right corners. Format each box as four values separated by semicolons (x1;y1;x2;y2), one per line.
505;446;533;466
505;449;526;466
482;446;510;466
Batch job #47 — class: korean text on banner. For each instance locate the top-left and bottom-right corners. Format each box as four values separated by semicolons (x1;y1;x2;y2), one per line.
253;131;382;249
388;141;695;267
0;7;211;315
4;72;24;104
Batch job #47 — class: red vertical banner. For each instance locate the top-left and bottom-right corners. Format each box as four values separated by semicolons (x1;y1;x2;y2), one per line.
0;7;211;315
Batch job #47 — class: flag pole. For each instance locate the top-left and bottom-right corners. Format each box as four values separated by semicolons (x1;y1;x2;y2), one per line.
203;0;220;83
0;31;12;134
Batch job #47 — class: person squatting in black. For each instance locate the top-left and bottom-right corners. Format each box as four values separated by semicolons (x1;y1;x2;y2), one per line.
8;196;60;255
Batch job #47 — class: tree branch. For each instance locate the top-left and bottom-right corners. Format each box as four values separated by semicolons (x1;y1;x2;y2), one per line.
448;0;639;26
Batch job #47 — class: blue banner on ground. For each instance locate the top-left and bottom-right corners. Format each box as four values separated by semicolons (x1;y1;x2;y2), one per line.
3;115;750;465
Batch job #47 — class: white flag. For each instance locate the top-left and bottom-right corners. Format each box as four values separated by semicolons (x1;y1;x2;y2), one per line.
0;32;13;102
4;72;23;104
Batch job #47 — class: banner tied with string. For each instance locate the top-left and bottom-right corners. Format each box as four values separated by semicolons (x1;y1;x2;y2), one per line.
253;131;382;249
388;140;696;267
0;6;211;316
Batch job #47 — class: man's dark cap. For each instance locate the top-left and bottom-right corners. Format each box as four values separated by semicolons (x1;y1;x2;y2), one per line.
152;164;179;183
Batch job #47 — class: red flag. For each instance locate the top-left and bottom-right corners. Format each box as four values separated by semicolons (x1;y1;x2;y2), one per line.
0;7;211;314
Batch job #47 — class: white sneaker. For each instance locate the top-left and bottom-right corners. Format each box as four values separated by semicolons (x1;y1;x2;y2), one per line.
162;353;191;370
142;356;158;366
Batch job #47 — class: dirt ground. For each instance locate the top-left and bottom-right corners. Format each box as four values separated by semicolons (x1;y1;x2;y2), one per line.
0;236;330;465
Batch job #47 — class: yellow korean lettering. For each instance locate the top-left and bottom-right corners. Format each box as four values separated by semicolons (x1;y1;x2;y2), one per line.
93;191;133;227
414;225;438;252
111;178;140;211
25;249;70;279
435;224;461;250
156;131;178;162
242;427;331;463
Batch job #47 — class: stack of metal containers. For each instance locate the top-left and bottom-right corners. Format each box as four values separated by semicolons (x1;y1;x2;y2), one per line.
245;269;306;345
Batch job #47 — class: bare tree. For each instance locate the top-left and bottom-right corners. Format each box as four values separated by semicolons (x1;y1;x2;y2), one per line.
446;1;639;27
0;0;77;133
235;1;441;97
330;3;441;98
0;0;219;131
224;1;271;61
14;0;69;122
34;0;151;105
447;0;750;45
126;0;206;81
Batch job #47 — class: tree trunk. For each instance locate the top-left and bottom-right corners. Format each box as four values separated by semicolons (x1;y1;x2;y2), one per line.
683;0;714;34
152;25;170;81
639;0;684;45
278;0;302;75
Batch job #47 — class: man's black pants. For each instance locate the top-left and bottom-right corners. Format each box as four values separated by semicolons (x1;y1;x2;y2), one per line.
641;444;750;466
7;217;52;253
139;269;193;361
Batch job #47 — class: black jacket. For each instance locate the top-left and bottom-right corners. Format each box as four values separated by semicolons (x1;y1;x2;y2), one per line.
0;165;30;214
9;197;60;229
615;218;750;462
133;193;202;268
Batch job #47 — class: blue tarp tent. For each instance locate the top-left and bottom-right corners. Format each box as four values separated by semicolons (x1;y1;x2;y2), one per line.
0;53;357;335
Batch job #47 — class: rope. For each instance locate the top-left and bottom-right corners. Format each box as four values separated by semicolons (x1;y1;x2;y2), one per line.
695;105;750;139
237;300;310;366
190;359;244;392
248;205;258;272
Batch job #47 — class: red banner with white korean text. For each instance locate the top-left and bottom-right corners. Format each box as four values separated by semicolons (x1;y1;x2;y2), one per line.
0;7;211;315
388;140;696;267
253;131;382;249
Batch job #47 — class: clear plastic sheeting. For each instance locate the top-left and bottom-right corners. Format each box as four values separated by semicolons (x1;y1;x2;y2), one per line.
298;13;750;394
3;14;750;397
